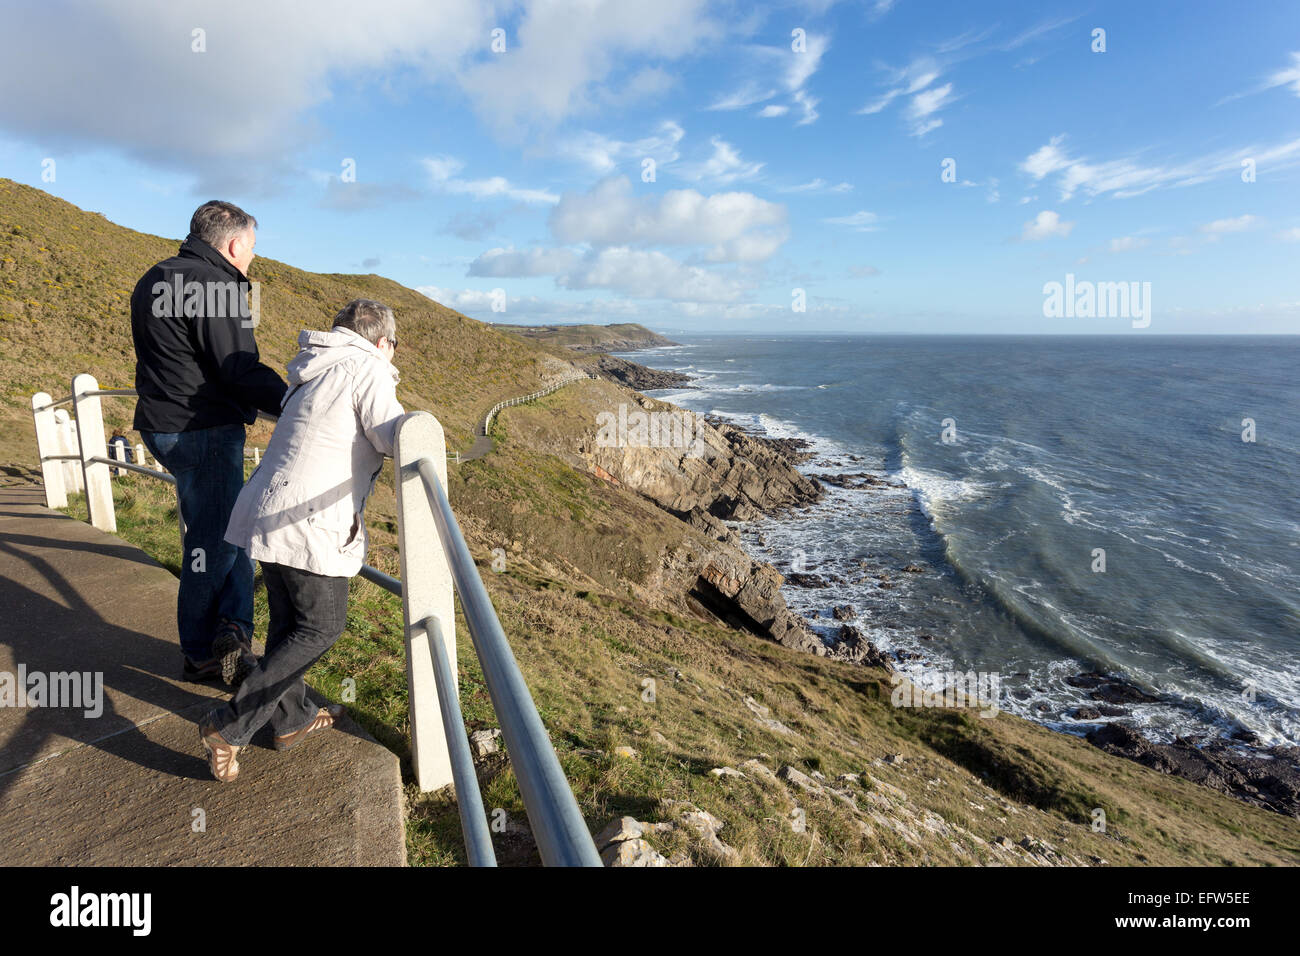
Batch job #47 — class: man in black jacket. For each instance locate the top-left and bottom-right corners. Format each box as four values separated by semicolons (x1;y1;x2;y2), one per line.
130;201;287;686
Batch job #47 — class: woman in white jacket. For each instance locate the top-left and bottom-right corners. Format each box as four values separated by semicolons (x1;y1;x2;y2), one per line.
199;299;405;782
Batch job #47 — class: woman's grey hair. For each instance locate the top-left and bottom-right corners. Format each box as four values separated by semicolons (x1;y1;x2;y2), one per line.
189;200;257;249
332;298;396;346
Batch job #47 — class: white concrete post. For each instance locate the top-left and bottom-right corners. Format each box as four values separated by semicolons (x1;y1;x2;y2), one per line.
135;443;146;470
71;373;115;533
56;411;84;493
394;411;456;792
55;411;83;494
111;440;127;477
31;392;67;509
252;447;260;466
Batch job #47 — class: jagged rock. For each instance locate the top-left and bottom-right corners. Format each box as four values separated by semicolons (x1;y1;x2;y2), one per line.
777;765;821;794
836;773;861;787
469;728;501;757
832;603;856;620
613;745;638;759
594;816;647;849
601;838;670;867
1086;723;1300;817
740;759;778;781
663;801;739;863
902;563;926;573
786;572;830;588
710;766;746;779
835;625;893;670
589;354;693;390
695;554;823;655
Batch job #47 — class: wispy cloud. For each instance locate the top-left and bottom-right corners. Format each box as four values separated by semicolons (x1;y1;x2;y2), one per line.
554;121;684;175
823;210;880;231
422;156;558;204
1217;50;1300;104
1000;15;1081;51
1019;134;1300;201
1200;214;1260;235
674;136;765;183
708;32;829;124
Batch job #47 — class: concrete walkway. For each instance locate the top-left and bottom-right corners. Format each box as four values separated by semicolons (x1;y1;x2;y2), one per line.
0;479;405;865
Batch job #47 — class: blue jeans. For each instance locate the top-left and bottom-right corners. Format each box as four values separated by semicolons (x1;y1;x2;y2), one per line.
140;423;254;661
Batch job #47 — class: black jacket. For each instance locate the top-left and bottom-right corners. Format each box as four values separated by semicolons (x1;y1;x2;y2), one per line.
130;236;287;432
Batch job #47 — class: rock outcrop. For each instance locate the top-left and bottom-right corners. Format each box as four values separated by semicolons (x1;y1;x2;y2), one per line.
589;354;693;391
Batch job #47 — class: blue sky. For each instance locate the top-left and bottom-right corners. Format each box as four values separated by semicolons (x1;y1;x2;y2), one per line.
1;0;1297;333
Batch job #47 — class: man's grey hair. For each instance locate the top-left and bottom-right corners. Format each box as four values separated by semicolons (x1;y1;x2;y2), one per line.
190;200;257;250
332;299;396;346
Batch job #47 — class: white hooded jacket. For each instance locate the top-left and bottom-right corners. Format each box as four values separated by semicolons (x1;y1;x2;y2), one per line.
224;325;405;577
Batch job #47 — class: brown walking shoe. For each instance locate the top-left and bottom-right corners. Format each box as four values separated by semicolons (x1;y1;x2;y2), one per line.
199;719;242;783
273;704;346;752
212;619;257;688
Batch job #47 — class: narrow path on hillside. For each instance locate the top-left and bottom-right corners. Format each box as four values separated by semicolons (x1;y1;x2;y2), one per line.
462;370;590;462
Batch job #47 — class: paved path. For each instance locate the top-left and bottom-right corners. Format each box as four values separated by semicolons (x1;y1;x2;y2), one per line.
461;371;590;462
0;480;405;865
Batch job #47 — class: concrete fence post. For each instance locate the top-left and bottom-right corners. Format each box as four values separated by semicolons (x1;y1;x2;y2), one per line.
57;411;84;493
71;373;115;533
111;441;127;477
31;392;67;509
134;443;146;470
394;411;456;792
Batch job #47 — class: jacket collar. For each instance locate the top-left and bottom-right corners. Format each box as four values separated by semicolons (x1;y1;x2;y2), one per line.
178;235;244;280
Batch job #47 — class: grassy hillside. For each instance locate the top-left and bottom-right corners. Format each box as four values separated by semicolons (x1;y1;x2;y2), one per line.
0;178;575;463
6;180;1300;866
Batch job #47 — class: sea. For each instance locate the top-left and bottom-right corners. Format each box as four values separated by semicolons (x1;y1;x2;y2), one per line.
618;335;1300;751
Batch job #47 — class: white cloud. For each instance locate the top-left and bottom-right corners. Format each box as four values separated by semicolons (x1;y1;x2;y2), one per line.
674;136;765;184
1264;52;1300;96
560;247;745;301
708;32;828;124
707;82;777;111
1001;15;1081;51
823;210;880;231
1020;134;1300;201
0;0;494;191
421;157;553;204
792;89;820;126
859;58;954;135
782;178;853;193
422;156;558;204
457;0;722;138
554;121;684;175
1220;51;1300;104
1277;227;1300;241
467;246;581;277
548;176;788;262
1200;215;1259;235
1021;210;1074;240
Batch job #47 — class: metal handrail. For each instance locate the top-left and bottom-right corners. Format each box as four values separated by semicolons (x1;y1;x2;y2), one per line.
414;455;601;866
416;614;496;866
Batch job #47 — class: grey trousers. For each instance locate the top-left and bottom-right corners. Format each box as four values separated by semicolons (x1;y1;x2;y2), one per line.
206;561;350;747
